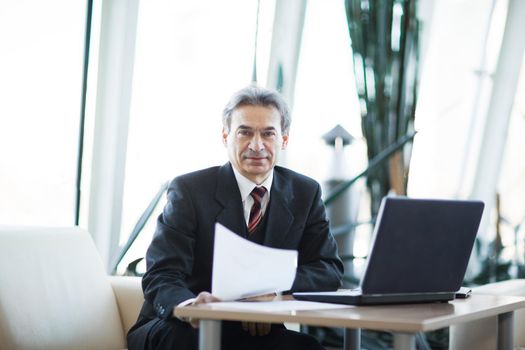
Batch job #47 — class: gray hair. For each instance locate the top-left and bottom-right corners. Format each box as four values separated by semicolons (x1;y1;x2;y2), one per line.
222;85;291;135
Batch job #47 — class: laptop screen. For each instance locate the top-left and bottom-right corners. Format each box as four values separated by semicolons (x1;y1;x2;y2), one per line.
360;197;484;295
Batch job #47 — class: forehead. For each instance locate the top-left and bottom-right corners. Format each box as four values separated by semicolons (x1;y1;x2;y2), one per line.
230;105;281;129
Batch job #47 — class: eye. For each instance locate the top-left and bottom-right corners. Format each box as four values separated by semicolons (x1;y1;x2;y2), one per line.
237;129;252;137
262;131;276;137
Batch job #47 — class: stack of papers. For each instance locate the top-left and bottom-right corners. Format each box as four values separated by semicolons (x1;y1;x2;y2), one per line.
211;223;297;301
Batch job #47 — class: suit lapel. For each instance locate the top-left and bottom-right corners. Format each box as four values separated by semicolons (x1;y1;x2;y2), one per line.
214;163;247;237
264;169;294;248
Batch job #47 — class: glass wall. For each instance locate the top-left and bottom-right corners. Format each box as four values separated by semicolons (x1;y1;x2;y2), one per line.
497;56;525;274
0;1;87;226
289;0;363;181
116;0;369;271
408;0;506;199
117;0;275;270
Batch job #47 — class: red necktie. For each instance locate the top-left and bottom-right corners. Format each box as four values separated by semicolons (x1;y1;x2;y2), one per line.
248;186;267;233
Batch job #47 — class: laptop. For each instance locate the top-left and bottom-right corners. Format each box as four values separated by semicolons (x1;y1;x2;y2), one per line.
293;196;484;305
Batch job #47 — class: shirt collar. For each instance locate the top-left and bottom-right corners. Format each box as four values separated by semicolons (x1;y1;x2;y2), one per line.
231;165;273;202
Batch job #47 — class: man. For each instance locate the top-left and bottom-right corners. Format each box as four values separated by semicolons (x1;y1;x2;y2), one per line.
128;85;344;350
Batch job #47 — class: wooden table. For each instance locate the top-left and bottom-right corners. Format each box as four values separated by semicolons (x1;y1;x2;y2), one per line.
175;293;525;350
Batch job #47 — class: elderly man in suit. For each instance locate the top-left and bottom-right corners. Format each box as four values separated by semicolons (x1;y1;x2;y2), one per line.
128;85;344;350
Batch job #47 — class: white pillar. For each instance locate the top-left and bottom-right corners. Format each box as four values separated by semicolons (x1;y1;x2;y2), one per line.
266;0;307;167
469;0;525;244
88;0;139;271
266;0;307;108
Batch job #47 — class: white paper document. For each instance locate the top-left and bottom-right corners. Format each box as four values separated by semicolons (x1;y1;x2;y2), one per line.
214;300;351;312
211;223;297;301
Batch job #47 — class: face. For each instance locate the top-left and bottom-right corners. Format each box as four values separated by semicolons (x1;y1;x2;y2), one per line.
223;105;288;184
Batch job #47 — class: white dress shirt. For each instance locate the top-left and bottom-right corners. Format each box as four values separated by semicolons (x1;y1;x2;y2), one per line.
231;167;273;225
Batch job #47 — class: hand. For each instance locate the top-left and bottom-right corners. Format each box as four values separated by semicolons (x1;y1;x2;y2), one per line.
189;292;221;328
241;321;272;336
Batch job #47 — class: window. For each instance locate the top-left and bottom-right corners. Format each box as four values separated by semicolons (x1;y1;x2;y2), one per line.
0;1;87;225
117;0;274;271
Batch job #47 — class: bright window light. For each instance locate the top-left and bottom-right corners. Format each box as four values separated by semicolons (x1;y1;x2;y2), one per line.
0;1;86;226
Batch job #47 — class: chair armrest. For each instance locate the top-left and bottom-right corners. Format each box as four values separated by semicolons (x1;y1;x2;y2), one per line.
474;278;525;296
474;279;525;346
109;276;144;335
450;279;525;349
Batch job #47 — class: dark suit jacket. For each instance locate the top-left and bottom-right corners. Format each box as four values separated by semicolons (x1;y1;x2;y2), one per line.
129;163;343;345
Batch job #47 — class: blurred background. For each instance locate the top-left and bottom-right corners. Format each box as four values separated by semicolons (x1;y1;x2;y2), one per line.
1;1;524;346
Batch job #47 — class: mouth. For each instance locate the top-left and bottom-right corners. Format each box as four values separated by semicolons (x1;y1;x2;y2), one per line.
243;152;268;160
247;158;267;164
243;156;269;165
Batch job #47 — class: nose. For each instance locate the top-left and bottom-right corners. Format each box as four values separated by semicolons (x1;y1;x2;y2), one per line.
248;133;265;152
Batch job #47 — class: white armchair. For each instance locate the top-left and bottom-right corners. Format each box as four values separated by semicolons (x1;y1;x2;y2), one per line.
0;226;144;350
450;279;525;350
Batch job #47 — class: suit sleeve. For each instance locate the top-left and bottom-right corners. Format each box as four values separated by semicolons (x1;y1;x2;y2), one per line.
290;183;344;292
141;177;198;319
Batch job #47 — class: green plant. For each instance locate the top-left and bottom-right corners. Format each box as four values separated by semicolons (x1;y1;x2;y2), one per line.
345;0;419;216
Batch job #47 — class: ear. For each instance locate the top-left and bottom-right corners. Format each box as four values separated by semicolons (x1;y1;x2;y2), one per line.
222;128;228;146
281;135;289;150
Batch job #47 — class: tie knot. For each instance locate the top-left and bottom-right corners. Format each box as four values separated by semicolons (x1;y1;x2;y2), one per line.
250;186;267;202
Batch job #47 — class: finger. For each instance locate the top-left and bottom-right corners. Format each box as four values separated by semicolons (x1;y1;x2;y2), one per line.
194;292;221;305
241;321;248;332
194;293;208;305
248;322;257;336
189;318;200;329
